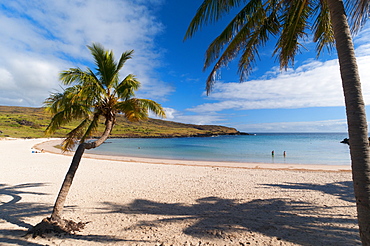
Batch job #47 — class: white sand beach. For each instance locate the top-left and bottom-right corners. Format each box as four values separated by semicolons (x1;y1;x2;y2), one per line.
0;138;360;245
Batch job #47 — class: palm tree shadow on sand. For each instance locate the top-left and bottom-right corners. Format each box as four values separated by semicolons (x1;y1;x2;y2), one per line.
99;181;360;245
0;183;50;245
262;181;355;203
0;183;49;228
0;183;129;245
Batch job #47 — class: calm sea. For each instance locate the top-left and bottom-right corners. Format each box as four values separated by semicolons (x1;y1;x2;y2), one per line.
88;133;351;166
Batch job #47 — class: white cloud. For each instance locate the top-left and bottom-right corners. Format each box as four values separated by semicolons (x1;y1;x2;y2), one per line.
354;23;370;48
354;25;370;60
0;0;169;107
172;114;226;125
356;43;370;56
188;53;370;113
159;107;350;132
237;119;349;133
163;107;177;120
0;52;65;106
149;107;227;125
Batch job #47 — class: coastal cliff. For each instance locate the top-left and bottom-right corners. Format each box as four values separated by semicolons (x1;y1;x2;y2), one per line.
0;106;248;138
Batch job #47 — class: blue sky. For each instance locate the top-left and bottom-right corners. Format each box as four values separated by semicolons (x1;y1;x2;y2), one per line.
1;0;370;133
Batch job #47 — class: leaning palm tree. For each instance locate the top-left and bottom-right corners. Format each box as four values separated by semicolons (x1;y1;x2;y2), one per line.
185;0;370;244
28;43;165;236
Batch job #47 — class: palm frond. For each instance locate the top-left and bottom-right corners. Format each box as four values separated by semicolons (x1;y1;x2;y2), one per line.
184;0;246;40
44;92;65;114
117;99;147;122
204;0;281;92
80;113;100;144
115;74;140;100
44;87;93;135
116;98;165;122
348;0;370;33
44;111;72;136
116;50;134;73
273;0;311;69
238;1;281;80
313;0;335;56
59;64;106;105
61;138;76;152
76;68;107;105
62;117;92;151
87;43;118;89
203;0;264;70
44;104;91;136
137;99;166;118
60;68;94;86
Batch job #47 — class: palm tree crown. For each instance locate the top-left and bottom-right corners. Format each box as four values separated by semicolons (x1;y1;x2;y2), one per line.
184;0;369;93
44;43;165;151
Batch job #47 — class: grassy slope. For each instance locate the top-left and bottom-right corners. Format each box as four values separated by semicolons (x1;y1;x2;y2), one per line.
0;106;243;138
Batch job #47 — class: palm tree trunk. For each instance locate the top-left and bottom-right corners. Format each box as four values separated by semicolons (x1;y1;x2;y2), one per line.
50;143;86;222
50;118;115;222
327;0;370;244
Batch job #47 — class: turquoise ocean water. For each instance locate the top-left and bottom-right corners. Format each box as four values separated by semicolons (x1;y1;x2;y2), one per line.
88;133;351;166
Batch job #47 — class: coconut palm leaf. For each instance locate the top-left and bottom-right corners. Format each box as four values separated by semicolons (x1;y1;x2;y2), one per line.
116;50;134;74
80;113;100;144
238;2;280;79
115;74;140;100
115;98;163;122
185;0;246;40
62;117;92;151
273;0;311;69
348;0;370;33
59;68;95;85
44;89;92;136
116;99;149;122
202;0;264;70
87;43;118;88
313;1;335;56
202;0;281;92
136;99;166;118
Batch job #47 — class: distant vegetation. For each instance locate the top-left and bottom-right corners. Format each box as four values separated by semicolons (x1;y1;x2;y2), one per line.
0;105;246;139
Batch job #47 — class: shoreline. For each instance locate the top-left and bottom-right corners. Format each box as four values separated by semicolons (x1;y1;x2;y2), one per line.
34;138;351;172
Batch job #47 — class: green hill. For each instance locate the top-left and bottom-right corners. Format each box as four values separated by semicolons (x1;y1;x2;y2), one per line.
0;105;247;139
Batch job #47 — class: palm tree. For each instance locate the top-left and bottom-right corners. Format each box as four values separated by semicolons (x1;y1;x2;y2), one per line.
185;0;370;244
28;43;166;236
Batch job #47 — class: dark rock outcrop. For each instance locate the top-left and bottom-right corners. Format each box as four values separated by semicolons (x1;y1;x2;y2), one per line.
340;138;349;145
341;137;370;145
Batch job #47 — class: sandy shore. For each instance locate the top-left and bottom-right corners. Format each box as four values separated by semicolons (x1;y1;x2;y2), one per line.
0;138;360;245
